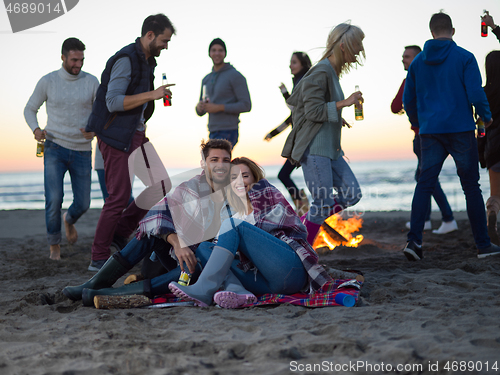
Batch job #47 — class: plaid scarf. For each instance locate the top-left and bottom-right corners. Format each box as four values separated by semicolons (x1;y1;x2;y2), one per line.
239;179;332;291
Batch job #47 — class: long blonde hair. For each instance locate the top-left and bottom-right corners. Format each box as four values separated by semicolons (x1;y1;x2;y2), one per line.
226;157;265;214
321;23;365;77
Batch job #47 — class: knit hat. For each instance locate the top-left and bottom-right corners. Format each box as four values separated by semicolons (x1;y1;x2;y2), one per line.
209;38;226;56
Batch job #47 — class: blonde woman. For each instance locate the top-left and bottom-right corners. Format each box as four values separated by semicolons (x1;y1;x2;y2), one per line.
282;23;365;244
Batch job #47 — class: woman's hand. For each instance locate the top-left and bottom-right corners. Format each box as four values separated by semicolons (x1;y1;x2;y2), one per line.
337;90;363;110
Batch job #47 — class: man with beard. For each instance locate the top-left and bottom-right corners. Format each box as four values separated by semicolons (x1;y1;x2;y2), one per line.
85;14;175;271
63;139;235;304
24;37;99;261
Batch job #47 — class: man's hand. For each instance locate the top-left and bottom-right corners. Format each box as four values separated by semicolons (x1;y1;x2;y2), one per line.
152;84;175;101
166;233;197;274
80;128;95;140
173;246;197;274
33;128;46;141
482;11;495;29
203;103;224;113
484;117;494;129
196;100;206;114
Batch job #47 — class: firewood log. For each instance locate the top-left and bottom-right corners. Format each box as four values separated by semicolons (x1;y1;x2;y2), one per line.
94;295;151;309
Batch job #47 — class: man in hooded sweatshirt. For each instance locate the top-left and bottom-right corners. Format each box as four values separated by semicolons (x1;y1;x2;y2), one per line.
403;11;500;260
195;38;251;148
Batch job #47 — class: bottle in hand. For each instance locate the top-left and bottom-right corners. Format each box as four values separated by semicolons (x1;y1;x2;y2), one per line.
202;84;209;103
36;141;44;157
481;10;488;37
477;118;486;138
354;85;364;121
162;73;171;106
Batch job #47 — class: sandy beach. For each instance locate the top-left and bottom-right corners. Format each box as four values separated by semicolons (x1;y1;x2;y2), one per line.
1;208;499;375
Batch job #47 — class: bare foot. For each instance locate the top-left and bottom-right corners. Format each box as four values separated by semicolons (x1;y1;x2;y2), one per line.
50;244;61;260
63;212;78;245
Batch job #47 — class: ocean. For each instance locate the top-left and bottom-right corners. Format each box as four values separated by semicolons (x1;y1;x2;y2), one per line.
0;158;491;213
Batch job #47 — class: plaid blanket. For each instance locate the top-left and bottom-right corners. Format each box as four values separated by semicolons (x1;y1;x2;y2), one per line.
245;179;332;291
151;279;361;308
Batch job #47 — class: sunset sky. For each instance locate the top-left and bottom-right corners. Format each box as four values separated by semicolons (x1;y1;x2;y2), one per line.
0;0;498;172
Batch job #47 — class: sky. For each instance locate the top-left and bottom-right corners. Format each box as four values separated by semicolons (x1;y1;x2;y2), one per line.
0;0;499;172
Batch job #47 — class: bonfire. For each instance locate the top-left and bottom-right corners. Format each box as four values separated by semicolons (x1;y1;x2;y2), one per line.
313;214;364;251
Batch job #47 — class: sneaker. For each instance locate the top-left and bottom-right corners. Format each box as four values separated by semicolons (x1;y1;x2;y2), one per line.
432;219;458;234
403;241;423;261
405;220;432;230
88;259;106;272
477;243;500;259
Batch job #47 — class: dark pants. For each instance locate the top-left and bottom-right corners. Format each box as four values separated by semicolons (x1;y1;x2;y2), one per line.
278;159;300;200
413;134;454;222
408;131;489;248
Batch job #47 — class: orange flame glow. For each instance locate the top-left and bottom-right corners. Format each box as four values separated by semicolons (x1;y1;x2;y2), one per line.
313;214;364;250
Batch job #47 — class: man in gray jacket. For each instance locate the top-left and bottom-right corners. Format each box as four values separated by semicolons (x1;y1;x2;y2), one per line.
195;38;251;148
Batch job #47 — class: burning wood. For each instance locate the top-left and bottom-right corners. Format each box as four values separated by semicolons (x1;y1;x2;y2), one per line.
313;214;364;251
321;222;347;243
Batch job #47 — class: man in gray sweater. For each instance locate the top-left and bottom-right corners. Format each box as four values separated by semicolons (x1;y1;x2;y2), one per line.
24;37;99;260
195;38;251;148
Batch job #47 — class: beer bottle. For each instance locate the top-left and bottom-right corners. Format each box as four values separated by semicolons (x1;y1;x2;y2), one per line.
354;85;364;121
162;73;171;106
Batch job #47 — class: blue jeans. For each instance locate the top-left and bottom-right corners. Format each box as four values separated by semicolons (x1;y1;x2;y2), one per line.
209;129;238;148
44;140;91;245
301;149;362;225
409;131;489;248
120;236;201;295
413;135;454;222
196;219;308;295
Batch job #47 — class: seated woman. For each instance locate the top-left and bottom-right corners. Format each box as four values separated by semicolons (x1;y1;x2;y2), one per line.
169;157;332;309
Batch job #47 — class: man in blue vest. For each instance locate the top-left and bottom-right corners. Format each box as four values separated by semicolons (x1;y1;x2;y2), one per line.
86;14;175;271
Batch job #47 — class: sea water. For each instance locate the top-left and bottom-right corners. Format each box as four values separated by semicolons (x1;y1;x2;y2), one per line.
0;158;490;213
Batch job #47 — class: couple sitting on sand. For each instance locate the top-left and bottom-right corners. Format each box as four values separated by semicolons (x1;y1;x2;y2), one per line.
63;139;332;308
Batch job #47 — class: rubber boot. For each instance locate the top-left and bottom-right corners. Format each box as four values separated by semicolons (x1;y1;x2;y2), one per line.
301;213;322;246
82;280;147;307
169;246;234;307
62;253;132;301
213;270;257;308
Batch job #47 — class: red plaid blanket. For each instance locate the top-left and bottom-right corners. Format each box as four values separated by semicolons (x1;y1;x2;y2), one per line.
151;279;361;308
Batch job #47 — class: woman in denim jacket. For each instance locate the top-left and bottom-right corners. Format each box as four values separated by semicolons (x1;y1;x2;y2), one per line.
282;23;366;245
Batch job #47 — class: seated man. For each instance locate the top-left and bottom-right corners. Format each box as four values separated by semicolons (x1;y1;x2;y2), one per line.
63;139;237;305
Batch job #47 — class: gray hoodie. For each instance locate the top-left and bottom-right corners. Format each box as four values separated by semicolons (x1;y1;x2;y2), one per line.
196;63;251;132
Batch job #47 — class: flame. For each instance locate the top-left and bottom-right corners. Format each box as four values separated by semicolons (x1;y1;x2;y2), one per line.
313;214;364;250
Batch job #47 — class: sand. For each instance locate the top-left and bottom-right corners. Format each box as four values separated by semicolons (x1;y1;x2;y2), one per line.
1;209;499;375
